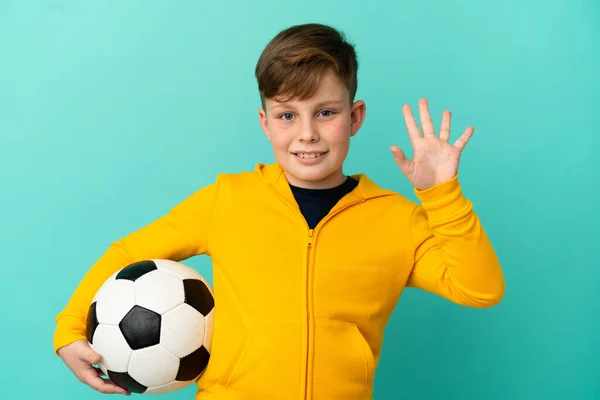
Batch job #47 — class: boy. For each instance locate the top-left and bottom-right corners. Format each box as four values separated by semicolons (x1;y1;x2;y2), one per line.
54;23;505;399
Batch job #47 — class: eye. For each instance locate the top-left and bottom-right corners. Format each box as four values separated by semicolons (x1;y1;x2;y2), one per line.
319;110;335;117
279;112;294;121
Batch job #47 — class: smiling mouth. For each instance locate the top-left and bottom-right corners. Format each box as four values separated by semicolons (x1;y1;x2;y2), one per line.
292;152;327;159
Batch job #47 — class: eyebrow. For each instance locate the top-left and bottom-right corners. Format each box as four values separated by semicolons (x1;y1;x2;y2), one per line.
314;99;345;108
271;99;345;112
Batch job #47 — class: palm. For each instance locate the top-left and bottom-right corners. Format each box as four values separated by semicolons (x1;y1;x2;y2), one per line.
391;99;474;190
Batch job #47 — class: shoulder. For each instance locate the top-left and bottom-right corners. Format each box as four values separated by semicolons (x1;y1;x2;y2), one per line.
214;164;263;186
209;163;273;199
354;173;418;209
349;174;420;228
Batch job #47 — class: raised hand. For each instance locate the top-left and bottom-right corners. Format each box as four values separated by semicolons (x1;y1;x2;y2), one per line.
390;98;474;191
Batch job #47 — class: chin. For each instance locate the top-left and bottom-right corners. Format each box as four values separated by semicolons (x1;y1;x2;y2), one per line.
287;165;343;187
275;152;345;186
294;171;331;182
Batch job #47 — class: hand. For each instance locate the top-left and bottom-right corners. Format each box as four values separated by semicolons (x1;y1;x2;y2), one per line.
58;340;130;396
391;98;474;191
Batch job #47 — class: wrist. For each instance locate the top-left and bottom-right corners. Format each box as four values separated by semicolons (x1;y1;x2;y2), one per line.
414;174;471;225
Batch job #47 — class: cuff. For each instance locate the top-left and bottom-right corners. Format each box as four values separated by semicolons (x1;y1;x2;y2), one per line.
413;174;472;224
53;315;87;354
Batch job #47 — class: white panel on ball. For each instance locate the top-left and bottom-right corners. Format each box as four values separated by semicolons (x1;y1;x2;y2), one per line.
134;270;185;314
91;325;132;373
155;259;205;282
161;303;205;358
94;279;135;325
144;380;193;395
204;309;215;350
98;363;108;377
128;345;180;388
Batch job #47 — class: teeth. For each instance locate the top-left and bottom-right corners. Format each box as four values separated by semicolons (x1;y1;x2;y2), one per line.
296;153;322;159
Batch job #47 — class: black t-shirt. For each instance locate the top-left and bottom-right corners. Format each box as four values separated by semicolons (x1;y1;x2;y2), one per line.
289;176;359;229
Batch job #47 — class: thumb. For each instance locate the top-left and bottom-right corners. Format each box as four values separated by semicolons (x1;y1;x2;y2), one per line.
390;146;412;176
81;346;101;365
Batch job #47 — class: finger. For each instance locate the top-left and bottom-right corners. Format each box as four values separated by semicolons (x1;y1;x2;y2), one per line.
439;110;452;142
82;368;130;395
390;145;413;177
418;98;435;137
105;379;130;396
402;104;422;144
453;126;475;151
88;377;130;395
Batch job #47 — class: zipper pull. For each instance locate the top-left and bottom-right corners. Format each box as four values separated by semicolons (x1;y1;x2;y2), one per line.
308;229;314;247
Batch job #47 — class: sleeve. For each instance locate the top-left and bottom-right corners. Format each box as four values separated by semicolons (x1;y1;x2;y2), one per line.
53;180;219;353
405;174;505;308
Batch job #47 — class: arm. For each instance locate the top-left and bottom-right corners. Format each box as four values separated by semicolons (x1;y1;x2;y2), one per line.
53;181;219;353
406;175;504;307
391;98;504;307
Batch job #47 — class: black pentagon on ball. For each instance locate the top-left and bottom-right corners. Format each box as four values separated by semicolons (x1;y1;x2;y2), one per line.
116;260;157;282
176;345;210;381
86;301;99;344
119;305;161;350
107;370;147;394
183;279;214;316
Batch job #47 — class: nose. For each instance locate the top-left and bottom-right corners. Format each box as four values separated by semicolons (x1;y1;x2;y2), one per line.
298;119;319;143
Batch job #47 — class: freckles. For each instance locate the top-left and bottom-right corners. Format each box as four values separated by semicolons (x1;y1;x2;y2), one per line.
325;120;350;143
270;128;293;147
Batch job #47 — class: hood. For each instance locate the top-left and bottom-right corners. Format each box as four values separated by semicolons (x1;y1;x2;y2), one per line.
254;163;397;208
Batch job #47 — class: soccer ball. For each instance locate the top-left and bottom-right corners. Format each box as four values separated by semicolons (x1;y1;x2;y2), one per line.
86;259;215;394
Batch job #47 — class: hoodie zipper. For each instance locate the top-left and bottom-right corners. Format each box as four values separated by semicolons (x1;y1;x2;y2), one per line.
304;228;314;400
302;198;362;399
263;180;370;400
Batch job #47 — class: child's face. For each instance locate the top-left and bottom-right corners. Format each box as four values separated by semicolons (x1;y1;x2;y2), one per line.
259;69;366;189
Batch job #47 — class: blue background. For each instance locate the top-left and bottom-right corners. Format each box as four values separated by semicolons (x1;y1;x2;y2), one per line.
1;1;599;399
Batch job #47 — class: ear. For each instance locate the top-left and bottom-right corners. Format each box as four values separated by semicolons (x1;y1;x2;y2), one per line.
350;100;366;137
258;107;271;141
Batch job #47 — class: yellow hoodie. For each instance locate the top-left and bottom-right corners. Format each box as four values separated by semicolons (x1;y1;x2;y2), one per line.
54;162;505;399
